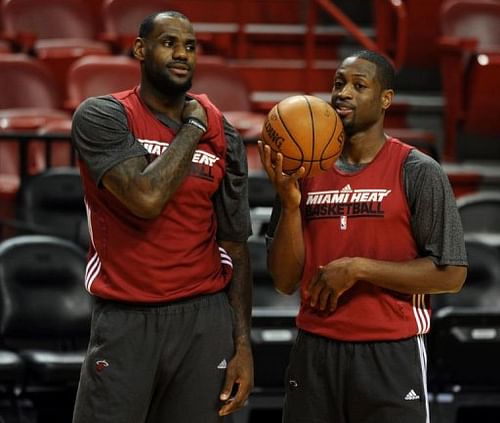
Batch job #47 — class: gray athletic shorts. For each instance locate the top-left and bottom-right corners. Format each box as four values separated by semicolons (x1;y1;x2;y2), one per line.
72;292;234;423
282;330;430;423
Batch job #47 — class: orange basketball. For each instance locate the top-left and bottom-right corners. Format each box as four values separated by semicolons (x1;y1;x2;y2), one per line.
261;95;344;178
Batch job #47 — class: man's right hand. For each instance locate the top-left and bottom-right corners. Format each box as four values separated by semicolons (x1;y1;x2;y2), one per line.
182;98;208;127
257;140;303;209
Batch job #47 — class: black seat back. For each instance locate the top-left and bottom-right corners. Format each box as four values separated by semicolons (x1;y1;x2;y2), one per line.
0;235;91;350
432;240;500;310
17;167;88;249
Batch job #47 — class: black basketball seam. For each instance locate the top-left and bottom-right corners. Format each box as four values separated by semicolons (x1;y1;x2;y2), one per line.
276;98;306;161
304;95;315;177
320;107;343;169
269;96;342;176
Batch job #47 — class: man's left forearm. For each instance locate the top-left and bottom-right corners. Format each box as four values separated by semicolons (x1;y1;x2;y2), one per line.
220;240;253;347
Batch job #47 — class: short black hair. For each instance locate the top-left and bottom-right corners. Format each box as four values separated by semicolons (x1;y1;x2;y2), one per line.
138;11;189;38
347;50;395;90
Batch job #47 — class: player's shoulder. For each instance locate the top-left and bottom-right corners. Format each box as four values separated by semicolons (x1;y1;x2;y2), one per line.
405;148;441;169
404;148;447;181
72;95;128;134
74;95;123;117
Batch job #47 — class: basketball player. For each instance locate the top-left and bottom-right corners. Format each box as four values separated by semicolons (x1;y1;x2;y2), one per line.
71;11;253;423
258;50;468;422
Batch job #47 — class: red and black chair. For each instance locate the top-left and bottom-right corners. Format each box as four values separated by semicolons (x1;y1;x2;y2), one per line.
438;0;500;161
1;0;112;98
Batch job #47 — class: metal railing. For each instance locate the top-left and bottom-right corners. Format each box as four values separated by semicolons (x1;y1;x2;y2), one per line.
306;0;408;79
0;132;76;186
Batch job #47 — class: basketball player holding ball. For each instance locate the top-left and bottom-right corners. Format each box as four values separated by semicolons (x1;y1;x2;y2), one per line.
258;50;468;422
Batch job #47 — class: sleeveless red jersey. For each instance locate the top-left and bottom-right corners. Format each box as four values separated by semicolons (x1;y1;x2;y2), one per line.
298;138;430;341
79;88;233;302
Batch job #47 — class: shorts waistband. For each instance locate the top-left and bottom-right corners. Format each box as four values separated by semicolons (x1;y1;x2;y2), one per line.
93;291;228;313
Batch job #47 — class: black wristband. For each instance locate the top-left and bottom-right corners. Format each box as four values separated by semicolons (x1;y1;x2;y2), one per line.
184;117;207;133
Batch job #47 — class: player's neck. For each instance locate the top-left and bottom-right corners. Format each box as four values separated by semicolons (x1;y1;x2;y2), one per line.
342;132;386;165
139;83;185;122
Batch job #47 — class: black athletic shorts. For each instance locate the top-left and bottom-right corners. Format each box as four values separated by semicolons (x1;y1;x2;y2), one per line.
282;330;429;423
72;292;234;423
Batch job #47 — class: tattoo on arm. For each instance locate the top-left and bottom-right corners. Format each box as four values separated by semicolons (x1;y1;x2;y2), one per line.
102;124;203;217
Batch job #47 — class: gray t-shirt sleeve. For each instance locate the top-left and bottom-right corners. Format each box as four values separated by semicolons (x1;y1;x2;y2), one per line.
214;117;252;242
404;149;468;266
71;95;147;185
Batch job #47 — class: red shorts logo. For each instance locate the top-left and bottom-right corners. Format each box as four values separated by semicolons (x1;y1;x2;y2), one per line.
95;359;109;372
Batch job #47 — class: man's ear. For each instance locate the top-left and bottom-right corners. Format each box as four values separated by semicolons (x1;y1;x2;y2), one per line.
381;89;394;111
132;37;145;61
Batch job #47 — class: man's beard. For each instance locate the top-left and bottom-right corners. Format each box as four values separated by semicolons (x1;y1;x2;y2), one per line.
162;76;192;95
341;117;355;136
147;66;193;96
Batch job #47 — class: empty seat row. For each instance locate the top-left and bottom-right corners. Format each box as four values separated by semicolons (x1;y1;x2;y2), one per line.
0;0;277;93
2;0;499;164
0;0;240;102
0;234;91;422
0;0;306;55
0;167;87;249
437;0;500;161
0;0;199;54
372;0;500;161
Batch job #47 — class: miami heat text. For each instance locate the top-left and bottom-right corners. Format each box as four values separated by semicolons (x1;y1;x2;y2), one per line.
305;187;391;219
139;138;220;181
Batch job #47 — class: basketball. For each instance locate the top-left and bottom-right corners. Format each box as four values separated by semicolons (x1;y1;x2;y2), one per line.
260;95;344;178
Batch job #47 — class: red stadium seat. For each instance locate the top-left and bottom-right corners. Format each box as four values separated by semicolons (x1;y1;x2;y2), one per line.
374;0;445;70
1;0;112;98
0;3;13;52
65;54;140;111
372;0;444;95
100;0;217;55
36;120;75;169
0;39;11;52
100;0;171;53
438;0;500;161
440;0;500;51
0;54;71;221
190;56;266;141
463;55;500;135
0;54;63;110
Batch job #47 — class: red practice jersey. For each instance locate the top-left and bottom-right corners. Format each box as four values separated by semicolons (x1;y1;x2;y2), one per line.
78;88;233;302
298;138;429;341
